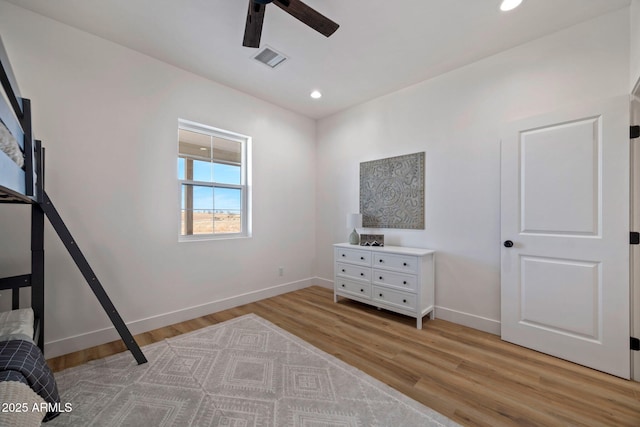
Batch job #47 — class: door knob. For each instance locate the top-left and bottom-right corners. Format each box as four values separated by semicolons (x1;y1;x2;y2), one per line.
504;240;514;248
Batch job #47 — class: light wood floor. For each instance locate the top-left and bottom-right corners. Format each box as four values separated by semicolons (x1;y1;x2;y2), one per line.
48;286;640;426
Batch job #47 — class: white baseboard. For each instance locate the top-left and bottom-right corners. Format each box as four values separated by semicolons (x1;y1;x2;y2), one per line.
313;276;333;289
44;278;314;359
312;277;501;336
435;306;501;336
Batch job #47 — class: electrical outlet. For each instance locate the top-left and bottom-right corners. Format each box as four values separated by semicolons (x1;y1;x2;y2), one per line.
278;267;284;276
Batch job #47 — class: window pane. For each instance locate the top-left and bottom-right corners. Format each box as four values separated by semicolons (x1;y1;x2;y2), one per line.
192;186;213;210
181;210;214;235
181;185;190;210
214;187;242;233
213;163;241;185
192;159;213;183
179;129;211;157
212;137;241;164
181;184;215;235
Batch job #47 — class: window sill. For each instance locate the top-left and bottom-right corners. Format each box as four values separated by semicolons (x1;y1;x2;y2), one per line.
179;233;251;243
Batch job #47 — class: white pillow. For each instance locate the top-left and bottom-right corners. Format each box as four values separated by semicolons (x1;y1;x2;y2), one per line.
0;308;34;342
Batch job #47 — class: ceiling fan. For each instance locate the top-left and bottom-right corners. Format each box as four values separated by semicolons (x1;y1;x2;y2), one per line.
243;0;339;48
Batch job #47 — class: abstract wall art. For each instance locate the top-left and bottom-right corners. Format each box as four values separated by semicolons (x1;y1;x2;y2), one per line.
360;152;425;229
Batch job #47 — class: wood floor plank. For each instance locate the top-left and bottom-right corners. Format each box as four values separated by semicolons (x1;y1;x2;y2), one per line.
46;286;640;426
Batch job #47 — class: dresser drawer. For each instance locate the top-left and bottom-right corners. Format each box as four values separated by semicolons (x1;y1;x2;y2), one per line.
373;253;418;273
372;286;416;310
336;262;371;282
372;269;417;292
336;279;371;298
336;247;371;266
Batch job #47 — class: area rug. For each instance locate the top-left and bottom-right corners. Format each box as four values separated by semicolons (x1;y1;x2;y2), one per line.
47;314;459;426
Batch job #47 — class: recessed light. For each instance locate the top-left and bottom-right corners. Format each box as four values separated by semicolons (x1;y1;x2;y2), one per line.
500;0;523;11
310;90;322;99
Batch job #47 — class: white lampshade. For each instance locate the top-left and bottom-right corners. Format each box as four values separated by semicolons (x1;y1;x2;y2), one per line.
347;213;362;229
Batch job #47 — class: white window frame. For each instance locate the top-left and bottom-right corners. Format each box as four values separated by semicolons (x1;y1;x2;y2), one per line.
178;119;252;241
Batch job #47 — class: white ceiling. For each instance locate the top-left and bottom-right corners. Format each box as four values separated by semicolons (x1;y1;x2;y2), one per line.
5;0;631;119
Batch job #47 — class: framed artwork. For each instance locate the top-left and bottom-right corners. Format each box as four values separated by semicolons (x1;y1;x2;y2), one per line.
360;152;425;229
360;234;385;246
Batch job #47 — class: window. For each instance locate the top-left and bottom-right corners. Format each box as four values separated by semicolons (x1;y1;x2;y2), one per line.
178;120;251;240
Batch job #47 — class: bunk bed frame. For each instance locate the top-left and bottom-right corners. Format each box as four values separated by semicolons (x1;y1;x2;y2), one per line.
0;36;146;365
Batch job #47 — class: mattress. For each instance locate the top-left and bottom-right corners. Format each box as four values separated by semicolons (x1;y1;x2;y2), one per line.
0;308;34;343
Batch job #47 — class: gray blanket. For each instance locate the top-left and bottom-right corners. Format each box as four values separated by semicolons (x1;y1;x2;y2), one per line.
0;340;60;422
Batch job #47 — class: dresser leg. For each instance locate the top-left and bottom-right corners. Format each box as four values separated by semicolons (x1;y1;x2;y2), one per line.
417;316;423;329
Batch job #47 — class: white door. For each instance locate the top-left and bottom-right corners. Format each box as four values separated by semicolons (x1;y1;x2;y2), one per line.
501;96;630;379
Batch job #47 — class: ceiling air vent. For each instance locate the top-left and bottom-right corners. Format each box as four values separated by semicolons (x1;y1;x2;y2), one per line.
253;46;288;69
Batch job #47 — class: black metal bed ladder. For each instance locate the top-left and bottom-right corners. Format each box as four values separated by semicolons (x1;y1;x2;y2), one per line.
39;191;147;365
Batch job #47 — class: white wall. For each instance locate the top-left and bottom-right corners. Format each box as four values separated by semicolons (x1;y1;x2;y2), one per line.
632;0;640;89
0;1;317;357
315;9;630;334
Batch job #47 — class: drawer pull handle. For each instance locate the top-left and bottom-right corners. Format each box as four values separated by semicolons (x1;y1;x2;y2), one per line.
360;273;364;276
403;281;407;285
379;259;384;263
360;289;364;292
342;254;346;257
379;276;383;280
403;299;407;303
360;256;365;260
342;269;345;272
379;293;383;297
403;262;407;266
341;284;345;287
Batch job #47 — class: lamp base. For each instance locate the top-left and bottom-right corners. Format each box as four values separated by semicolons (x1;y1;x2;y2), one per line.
349;228;359;245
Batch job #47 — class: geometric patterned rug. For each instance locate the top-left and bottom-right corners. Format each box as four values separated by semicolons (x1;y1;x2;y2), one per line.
47;314;460;426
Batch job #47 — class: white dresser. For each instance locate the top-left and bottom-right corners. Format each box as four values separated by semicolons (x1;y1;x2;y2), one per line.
333;243;436;329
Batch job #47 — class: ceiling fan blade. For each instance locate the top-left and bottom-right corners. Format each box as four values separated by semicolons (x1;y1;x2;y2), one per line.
243;1;266;48
273;0;339;38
